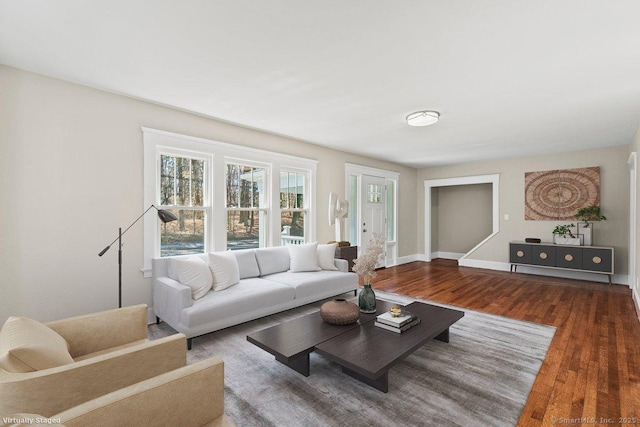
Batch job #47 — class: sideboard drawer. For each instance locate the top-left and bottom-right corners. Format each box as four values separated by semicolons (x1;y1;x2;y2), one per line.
509;244;531;264
582;248;613;273
555;246;583;270
531;245;556;266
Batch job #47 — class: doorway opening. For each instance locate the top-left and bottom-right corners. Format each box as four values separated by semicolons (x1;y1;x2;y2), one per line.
424;174;500;264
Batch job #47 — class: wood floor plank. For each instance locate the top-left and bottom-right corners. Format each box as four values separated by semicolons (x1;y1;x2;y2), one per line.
372;259;640;426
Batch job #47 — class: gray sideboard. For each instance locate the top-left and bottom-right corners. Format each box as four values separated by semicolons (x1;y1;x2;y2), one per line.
509;241;614;284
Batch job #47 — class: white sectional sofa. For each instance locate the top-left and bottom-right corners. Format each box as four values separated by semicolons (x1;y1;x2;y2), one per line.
152;244;358;349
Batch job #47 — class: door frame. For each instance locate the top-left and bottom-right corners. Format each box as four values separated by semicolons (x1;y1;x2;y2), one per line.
423;174;500;263
345;163;399;267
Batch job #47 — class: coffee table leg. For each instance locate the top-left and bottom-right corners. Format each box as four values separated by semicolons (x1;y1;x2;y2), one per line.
341;367;389;393
434;327;450;343
275;351;311;377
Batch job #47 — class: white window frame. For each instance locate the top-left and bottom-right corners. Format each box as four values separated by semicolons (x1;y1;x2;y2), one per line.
142;128;318;276
157;148;212;257
225;159;270;249
279;167;311;246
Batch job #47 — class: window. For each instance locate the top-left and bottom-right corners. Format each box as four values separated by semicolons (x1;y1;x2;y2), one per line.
280;171;308;245
386;180;395;241
143;128;317;276
367;183;383;203
158;154;208;256
226;163;267;250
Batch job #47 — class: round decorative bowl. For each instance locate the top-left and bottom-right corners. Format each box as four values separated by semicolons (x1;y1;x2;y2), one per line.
320;299;360;325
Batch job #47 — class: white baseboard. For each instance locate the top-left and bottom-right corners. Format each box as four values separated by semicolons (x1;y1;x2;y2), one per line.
395;254;424;265
457;258;511;271
431;251;465;260
634;282;640;321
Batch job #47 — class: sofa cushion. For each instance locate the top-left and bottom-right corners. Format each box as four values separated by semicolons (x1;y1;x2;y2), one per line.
317;243;339;271
0;316;74;373
180;278;295;327
232;249;260;279
174;257;213;300
264;270;358;300
288;242;321;272
208;252;240;291
167;254;207;281
255;246;290;276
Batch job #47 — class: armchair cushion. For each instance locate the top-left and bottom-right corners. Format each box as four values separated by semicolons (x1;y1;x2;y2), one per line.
0;316;73;373
56;357;234;427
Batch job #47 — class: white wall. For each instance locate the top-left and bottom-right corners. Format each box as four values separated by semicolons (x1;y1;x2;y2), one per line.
0;65;417;324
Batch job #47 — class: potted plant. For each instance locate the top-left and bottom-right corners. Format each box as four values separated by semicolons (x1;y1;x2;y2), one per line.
552;224;581;245
575;205;607;246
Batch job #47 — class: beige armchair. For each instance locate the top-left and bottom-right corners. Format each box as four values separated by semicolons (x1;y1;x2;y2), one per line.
1;357;235;427
0;304;187;417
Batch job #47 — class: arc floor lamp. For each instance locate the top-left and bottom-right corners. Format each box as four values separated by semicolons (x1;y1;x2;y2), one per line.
98;205;177;308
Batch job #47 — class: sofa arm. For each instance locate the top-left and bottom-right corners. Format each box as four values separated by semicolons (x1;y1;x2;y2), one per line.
46;304;148;358
0;334;187;418
57;357;235;427
153;277;192;326
334;258;349;272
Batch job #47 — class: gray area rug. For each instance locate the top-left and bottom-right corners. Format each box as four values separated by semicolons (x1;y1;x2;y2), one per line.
149;291;555;427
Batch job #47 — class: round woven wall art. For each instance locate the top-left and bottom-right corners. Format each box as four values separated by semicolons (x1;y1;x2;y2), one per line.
525;167;600;220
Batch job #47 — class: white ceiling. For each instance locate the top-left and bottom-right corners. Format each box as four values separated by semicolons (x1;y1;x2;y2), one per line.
1;1;639;168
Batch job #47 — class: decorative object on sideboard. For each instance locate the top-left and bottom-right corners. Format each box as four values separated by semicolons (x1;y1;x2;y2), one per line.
98;205;177;308
575;205;607;246
525;238;541;243
353;233;386;313
320;299;360;325
552;224;581;245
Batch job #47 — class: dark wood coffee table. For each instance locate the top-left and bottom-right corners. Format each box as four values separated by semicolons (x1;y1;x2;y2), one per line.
316;302;464;392
247;300;394;376
247;300;464;392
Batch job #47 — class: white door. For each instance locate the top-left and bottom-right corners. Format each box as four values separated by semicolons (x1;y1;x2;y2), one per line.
360;175;386;267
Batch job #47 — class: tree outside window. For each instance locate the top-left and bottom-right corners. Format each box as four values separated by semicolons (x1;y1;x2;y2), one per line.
226;163;266;249
159;154;207;256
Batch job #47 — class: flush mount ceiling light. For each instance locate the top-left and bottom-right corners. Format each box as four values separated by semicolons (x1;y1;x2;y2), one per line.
406;110;440;127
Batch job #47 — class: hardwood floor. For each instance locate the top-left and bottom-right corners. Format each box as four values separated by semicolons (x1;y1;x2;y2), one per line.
373;259;640;426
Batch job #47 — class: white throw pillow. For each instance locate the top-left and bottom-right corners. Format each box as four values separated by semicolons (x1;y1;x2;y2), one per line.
288;242;321;272
232;249;260;279
317;243;339;271
208;252;240;291
255;247;290;276
174;257;213;300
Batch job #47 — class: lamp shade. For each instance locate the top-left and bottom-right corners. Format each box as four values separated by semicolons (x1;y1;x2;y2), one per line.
157;209;178;223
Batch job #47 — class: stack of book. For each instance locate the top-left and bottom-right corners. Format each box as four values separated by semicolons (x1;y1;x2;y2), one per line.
374;310;420;333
